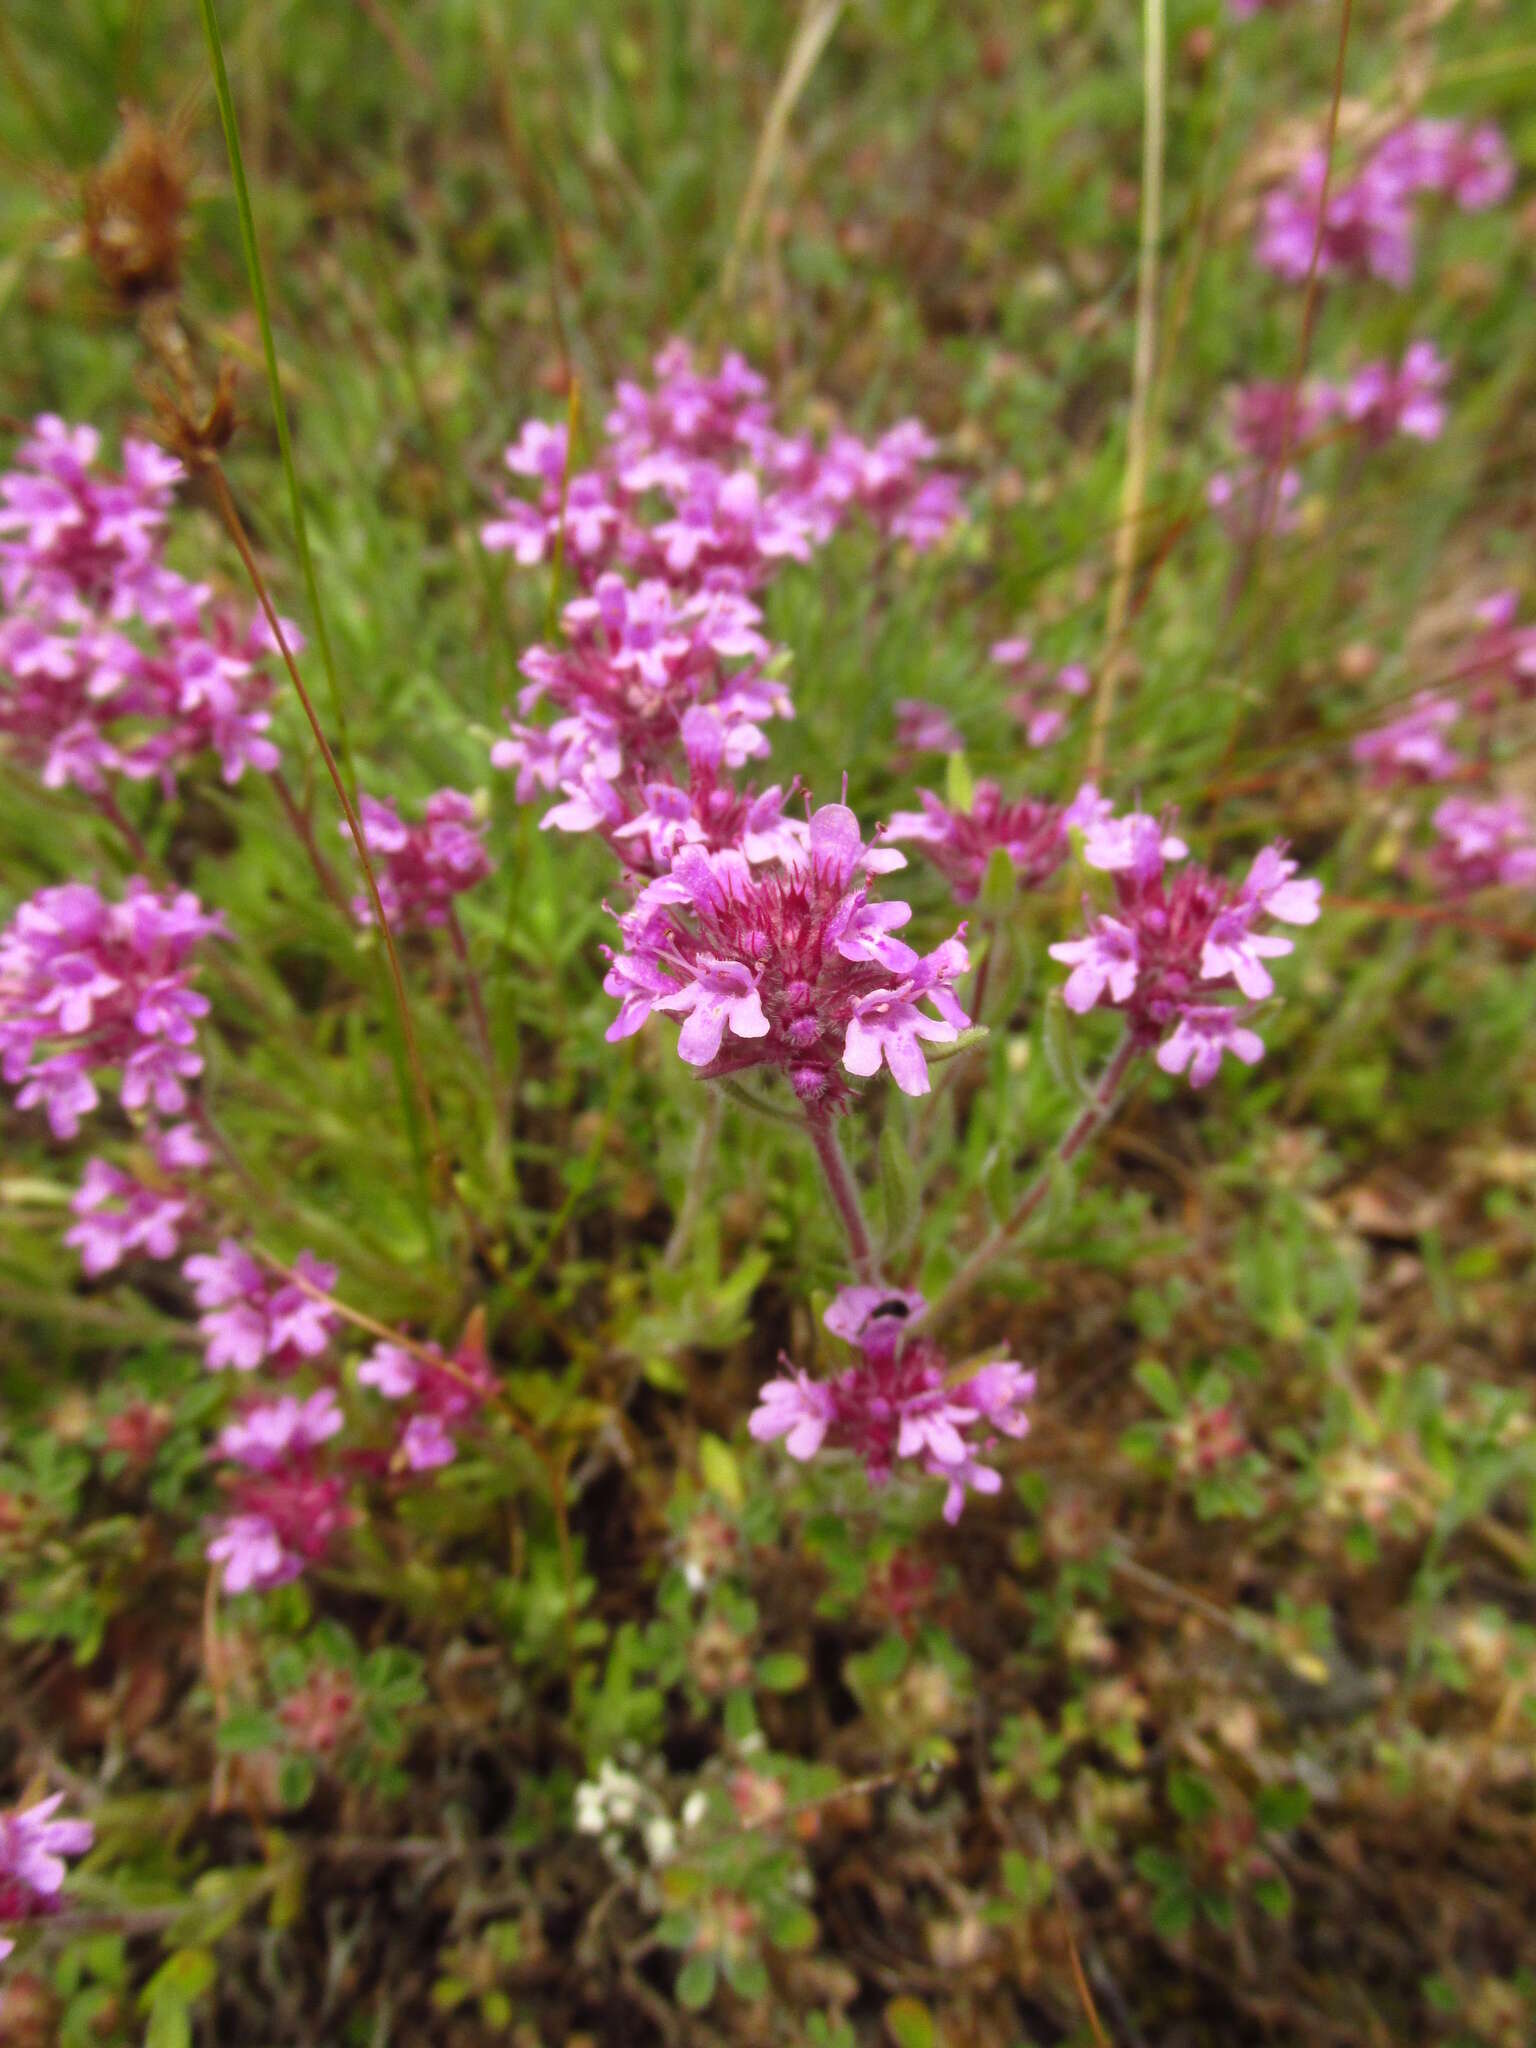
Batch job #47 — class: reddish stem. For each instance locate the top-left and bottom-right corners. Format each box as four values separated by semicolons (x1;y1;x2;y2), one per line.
273;769;351;917
446;906;495;1071
97;789;151;867
806;1113;877;1285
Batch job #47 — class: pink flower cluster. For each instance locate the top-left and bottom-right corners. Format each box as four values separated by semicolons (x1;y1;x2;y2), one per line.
0;854;493;1595
186;1246;496;1588
603;798;970;1105
491;573;795;867
349;790;491;930
1333;342;1448;446
183;1242;339;1374
893;699;963;756
1257;120;1512;290
1049;808;1321;1085
0;878;222;1140
0;1794;94;1962
1351;692;1463;788
358;1335;497;1473
1208;346;1448;541
65;1146;201;1276
1430;797;1536;896
482;342;961;597
485;346;961;868
1460;590;1536;713
1349;595;1536;903
989;637;1092;748
749;1286;1034;1523
0;416;290;798
207;1388;351;1594
884;781;1099;904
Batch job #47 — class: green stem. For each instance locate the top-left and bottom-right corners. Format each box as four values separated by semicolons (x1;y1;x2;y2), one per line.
929;1032;1138;1332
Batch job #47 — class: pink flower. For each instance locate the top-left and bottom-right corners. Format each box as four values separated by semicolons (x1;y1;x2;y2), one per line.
843;959;967;1097
206;1512;303;1595
1;878;221;1141
749;1288;1034;1521
749;1372;838;1460
1;421;288;800
1155;1008;1266;1087
349;789;491;930
1257;149;1417;289
216;1390;345;1471
893;698;963;754
1430;796;1536;895
1352;693;1462;786
358;1331;495;1473
603;798;969;1108
0;1793;93;1948
400;1414;457;1470
1336;342;1449;446
884;783;1072;902
1051;917;1140;1012
653;954;770;1065
990;638;1092;746
182;1242;338;1373
65;1158;188;1275
1049;808;1320;1085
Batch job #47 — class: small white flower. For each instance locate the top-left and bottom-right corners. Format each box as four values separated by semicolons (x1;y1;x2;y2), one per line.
643;1816;678;1865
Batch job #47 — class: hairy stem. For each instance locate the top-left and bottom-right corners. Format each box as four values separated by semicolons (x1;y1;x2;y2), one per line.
806;1113;877;1285
929;1031;1138;1332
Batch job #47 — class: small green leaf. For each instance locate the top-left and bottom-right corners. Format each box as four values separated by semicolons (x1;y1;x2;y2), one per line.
676;1952;717;2010
724;1950;769;2001
140;1948;215;2012
1040;992;1085;1099
884;1994;938;2048
757;1650;809;1692
1150;1888;1195;1939
1133;1358;1182;1417
945;751;975;813
979;844;1019;914
698;1432;744;1508
642;1353;689;1393
1254;1783;1310;1832
1167;1770;1216;1822
1253;1873;1292;1920
276;1755;315;1808
144;2000;191;2048
768;1902;818;1950
215;1707;281;1755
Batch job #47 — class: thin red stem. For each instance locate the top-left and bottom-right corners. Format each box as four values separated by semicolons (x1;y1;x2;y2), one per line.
97;789;151;867
273;769;350;917
806;1113;877;1285
446;906;495;1071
